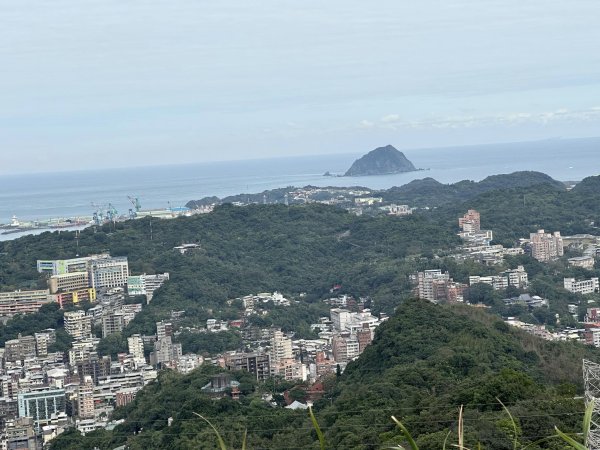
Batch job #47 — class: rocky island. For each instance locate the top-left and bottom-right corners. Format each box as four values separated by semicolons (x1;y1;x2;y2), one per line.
343;144;417;176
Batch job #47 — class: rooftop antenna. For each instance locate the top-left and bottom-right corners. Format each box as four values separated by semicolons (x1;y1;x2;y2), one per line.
583;359;600;449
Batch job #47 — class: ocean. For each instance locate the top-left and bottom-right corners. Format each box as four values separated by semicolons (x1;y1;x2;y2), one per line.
1;138;599;241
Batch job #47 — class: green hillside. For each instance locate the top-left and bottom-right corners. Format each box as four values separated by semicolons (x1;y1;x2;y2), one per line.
3;171;600;449
49;299;599;450
323;299;594;449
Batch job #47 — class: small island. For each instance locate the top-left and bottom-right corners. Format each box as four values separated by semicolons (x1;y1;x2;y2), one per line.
343;144;417;177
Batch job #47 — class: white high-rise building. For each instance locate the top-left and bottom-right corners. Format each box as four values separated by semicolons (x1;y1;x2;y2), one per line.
156;321;173;341
270;330;293;366
417;270;450;301
128;334;145;363
77;376;95;419
64;311;92;340
330;308;352;332
89;256;129;290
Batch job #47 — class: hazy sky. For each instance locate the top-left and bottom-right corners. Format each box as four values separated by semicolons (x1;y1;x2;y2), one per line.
1;0;600;174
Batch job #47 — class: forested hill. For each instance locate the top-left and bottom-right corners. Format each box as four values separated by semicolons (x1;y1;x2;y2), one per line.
186;170;563;209
381;171;565;207
428;173;600;244
325;299;596;449
0;204;461;344
4;171;600;449
49;299;600;450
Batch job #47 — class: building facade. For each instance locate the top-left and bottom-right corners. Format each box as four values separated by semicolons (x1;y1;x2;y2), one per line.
17;389;66;424
459;210;481;233
0;290;53;318
88;256;129;290
564;277;600;295
529;230;564;262
63;311;92;340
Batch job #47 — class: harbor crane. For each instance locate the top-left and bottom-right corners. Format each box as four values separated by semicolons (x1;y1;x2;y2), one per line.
91;202;106;226
127;196;142;219
106;203;118;222
91;202;118;225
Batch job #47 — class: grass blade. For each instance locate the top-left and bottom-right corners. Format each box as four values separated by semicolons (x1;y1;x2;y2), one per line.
309;406;327;450
497;398;519;450
554;426;587;450
193;412;228;450
242;428;248;450
442;431;451;450
457;406;464;450
391;416;420;450
584;399;594;447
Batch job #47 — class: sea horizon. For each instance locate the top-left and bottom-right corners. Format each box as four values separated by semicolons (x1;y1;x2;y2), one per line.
1;137;600;231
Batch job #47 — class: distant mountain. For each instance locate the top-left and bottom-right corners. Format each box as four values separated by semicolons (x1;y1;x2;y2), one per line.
383;171;564;207
570;174;600;195
344;145;417;176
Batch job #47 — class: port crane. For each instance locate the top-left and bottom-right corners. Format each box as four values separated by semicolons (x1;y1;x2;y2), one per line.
127;196;142;219
91;202;105;226
91;202;118;225
106;203;118;222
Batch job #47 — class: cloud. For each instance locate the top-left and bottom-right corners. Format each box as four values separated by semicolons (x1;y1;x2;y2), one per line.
358;119;375;129
381;114;401;123
358;107;600;131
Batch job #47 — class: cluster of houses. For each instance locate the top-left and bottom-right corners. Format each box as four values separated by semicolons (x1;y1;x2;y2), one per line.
0;254;171;448
213;302;386;394
217;186;416;218
0;249;386;449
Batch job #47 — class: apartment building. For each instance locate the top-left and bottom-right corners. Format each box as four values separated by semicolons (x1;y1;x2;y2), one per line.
127;273;169;303
568;256;595;270
127;335;145;362
54;288;96;309
4;335;37;362
0;290;53;317
225;352;271;382
88;256;129;290
156;321;173;341
416;270;467;303
501;266;529;289
417;270;450;301
564;277;600;295
77;376;95;419
63;311;92;340
102;312;125;338
17;389;66;424
469;275;509;291
270;331;293;367
529;230;564;262
48;272;89;294
459;210;481;233
149;336;182;367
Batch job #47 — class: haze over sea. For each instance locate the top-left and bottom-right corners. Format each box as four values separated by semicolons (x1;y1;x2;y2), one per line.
1;138;599;239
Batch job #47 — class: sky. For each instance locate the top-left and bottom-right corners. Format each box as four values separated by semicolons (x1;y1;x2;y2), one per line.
1;0;600;174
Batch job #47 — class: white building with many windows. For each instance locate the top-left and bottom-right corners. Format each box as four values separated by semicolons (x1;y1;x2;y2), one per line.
89;256;129;290
564;277;600;295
